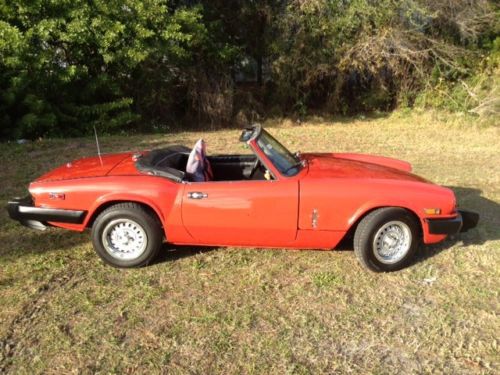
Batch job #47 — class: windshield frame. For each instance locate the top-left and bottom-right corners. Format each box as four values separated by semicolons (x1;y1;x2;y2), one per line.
253;129;302;177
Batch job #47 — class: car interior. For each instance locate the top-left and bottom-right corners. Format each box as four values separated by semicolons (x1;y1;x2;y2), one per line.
135;142;269;182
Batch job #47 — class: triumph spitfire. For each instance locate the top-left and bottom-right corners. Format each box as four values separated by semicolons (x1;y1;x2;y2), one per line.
7;125;478;272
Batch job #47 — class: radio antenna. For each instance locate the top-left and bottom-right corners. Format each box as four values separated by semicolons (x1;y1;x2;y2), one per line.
93;125;103;166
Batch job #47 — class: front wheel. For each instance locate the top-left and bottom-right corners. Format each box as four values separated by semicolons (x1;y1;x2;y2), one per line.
91;203;163;268
353;208;420;272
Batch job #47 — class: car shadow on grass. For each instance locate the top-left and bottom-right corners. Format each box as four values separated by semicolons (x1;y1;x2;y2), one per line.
411;186;500;266
153;244;219;265
0;225;88;259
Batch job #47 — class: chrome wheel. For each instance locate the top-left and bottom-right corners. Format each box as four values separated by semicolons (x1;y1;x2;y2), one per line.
102;219;148;260
372;220;412;264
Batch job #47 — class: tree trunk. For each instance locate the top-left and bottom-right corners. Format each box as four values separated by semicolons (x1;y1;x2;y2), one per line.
256;54;263;86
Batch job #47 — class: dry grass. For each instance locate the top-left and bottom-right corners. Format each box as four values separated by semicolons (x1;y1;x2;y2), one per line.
0;110;499;374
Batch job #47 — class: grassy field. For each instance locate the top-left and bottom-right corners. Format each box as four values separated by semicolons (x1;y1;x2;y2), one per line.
0;111;499;374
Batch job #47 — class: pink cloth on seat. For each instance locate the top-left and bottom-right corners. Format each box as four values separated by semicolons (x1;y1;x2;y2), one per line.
186;139;213;182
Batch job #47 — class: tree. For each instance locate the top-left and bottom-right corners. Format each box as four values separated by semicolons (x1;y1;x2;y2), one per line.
0;0;497;139
0;0;220;138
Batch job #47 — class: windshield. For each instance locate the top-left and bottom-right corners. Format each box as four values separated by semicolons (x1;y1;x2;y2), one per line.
256;130;301;176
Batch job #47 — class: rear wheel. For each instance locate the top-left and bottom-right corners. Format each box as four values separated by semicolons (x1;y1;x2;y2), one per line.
91;203;163;268
354;208;420;272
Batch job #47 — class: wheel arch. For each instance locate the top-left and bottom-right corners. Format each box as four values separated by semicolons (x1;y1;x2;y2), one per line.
345;205;423;243
85;199;164;232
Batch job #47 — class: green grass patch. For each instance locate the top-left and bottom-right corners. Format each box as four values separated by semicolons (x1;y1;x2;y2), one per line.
312;272;344;289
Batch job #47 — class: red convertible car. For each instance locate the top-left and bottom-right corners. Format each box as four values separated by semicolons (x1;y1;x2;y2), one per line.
7;125;478;272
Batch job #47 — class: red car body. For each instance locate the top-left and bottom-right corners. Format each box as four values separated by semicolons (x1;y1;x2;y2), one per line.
7;125;478;270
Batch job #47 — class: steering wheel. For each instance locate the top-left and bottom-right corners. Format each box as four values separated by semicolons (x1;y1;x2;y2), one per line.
249;157;261;178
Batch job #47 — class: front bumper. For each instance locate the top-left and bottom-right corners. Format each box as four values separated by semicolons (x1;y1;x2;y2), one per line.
427;209;479;235
6;196;87;231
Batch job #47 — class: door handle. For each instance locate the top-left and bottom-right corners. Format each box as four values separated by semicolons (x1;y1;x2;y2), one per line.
188;192;208;199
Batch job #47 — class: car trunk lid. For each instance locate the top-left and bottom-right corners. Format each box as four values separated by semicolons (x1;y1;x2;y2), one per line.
34;153;132;182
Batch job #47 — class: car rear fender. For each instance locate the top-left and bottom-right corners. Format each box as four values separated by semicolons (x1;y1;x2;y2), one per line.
83;193;166;229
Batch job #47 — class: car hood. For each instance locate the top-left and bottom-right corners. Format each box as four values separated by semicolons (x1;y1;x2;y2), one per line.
302;153;430;183
34;152;133;182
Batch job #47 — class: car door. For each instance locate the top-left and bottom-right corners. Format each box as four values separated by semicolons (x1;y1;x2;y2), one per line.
181;179;298;246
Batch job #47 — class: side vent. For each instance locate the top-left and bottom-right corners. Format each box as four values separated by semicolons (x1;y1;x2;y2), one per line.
312;209;319;229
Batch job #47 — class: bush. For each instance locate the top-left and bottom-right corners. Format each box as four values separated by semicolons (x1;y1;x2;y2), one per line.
0;0;498;139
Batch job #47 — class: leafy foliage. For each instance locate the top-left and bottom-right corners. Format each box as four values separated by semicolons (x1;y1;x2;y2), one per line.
270;0;498;114
0;0;498;139
0;0;221;138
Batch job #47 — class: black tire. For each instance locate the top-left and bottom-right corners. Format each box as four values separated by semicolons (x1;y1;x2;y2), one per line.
353;207;420;272
91;202;163;268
